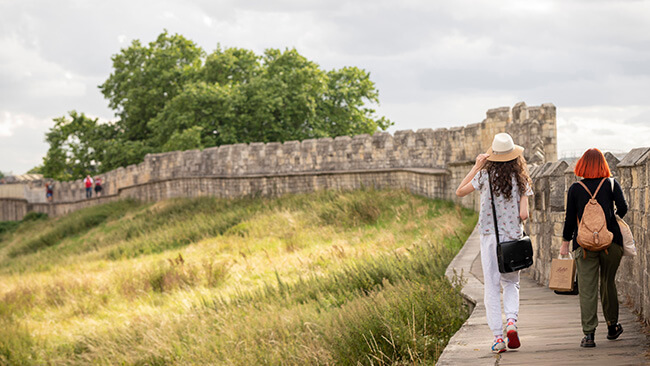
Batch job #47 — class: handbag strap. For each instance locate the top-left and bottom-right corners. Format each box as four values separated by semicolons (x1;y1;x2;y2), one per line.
487;172;501;244
609;177;619;218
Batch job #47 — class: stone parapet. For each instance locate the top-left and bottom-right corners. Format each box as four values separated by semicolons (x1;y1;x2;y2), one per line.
0;198;29;221
20;168;448;219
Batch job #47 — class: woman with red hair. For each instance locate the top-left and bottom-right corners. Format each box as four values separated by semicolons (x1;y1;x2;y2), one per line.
561;148;628;347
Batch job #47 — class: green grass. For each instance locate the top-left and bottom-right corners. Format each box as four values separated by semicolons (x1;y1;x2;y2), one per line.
0;221;19;241
0;188;477;365
0;210;47;243
8;200;139;258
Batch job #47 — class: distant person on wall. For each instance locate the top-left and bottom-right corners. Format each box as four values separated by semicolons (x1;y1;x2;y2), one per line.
94;177;103;197
46;182;54;202
83;175;94;198
560;148;627;348
455;133;533;354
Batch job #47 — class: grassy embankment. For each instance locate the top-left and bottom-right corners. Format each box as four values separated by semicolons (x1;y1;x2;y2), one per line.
0;188;477;365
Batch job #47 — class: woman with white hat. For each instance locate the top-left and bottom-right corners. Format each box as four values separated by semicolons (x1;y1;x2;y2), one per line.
456;132;534;354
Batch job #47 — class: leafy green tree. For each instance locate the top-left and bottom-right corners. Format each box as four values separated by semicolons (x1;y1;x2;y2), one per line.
96;139;155;173
202;46;260;85
99;30;204;141
319;66;391;137
162;126;204;152
26;166;43;174
39;112;129;180
43;32;391;181
148;81;238;148
41;111;104;180
150;48;391;148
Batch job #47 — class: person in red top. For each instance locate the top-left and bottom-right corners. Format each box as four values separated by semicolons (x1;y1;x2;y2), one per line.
94;177;103;197
83;175;94;198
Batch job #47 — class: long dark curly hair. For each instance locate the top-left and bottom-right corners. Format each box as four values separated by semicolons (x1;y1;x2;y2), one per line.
484;155;532;200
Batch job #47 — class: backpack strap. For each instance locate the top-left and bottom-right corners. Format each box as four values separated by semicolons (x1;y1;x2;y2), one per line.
577;178;608;199
576;181;593;198
592;178;608;197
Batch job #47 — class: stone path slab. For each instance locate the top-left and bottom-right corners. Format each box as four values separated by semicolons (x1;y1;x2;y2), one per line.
438;227;650;365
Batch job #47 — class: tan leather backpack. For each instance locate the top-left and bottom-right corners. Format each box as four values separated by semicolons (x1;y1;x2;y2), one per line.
576;178;613;257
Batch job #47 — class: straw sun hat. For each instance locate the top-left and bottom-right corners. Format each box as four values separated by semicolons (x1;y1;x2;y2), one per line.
486;133;524;162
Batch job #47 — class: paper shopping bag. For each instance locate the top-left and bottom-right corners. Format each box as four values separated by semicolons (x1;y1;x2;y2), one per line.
549;255;576;292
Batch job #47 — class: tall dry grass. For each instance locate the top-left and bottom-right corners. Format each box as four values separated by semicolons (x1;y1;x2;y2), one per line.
0;188;476;365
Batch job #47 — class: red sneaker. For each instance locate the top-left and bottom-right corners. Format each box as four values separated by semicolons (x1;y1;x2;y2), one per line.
506;322;520;349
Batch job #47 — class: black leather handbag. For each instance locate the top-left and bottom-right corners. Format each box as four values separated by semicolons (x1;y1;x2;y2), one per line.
489;174;534;273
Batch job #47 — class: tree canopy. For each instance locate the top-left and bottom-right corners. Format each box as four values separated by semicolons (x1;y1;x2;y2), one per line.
41;31;391;180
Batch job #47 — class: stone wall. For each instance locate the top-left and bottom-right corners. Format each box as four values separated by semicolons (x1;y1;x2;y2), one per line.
0;181;46;203
527;148;650;324
24;168;448;218
0;198;29;221
0;101;556;222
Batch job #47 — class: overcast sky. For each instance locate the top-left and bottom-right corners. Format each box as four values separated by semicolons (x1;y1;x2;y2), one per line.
1;0;650;174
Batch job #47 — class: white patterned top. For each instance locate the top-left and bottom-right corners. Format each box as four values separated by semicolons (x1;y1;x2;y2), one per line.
471;170;533;241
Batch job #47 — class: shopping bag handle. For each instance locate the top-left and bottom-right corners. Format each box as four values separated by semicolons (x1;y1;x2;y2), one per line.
558;252;574;260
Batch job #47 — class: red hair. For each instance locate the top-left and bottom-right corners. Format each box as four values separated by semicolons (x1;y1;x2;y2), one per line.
574;148;611;178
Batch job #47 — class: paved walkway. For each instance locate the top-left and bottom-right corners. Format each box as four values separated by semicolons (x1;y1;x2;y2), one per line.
438;227;650;365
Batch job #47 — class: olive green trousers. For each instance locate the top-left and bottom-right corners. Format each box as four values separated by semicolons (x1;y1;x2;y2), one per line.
575;244;623;335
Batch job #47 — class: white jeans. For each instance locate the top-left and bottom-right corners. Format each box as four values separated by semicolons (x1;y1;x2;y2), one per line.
480;233;520;336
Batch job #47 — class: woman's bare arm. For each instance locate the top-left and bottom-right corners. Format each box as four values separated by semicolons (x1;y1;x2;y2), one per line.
519;195;529;221
455;154;489;197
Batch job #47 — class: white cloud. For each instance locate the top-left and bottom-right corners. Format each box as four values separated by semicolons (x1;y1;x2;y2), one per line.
383;91;522;131
0;36;88;112
0;111;51;173
0;112;24;137
203;15;213;27
558;106;650;158
162;10;176;20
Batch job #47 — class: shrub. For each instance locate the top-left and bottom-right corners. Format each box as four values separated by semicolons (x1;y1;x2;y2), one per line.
21;212;48;222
